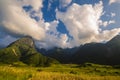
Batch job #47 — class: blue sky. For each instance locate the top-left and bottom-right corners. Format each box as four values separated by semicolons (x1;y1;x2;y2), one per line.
23;0;120;33
0;0;120;49
42;0;120;30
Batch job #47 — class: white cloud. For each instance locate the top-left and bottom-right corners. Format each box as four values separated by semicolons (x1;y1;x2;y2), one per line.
35;20;69;49
37;33;69;49
0;0;70;49
97;28;120;42
109;20;115;24
0;0;120;49
109;0;120;4
102;21;108;27
56;1;103;46
109;0;116;4
111;12;116;17
59;0;72;8
20;0;43;11
56;1;120;47
99;20;115;27
0;0;45;40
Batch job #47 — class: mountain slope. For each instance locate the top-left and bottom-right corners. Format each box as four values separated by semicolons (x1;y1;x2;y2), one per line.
72;35;120;65
0;37;59;66
1;35;120;66
106;35;120;65
72;43;108;64
41;35;120;65
38;47;78;63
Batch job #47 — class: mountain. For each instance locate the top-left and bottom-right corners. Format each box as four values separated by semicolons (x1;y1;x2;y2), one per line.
72;35;120;65
1;35;120;66
106;35;120;64
107;35;120;45
72;43;108;64
0;37;59;66
40;35;120;65
38;47;79;63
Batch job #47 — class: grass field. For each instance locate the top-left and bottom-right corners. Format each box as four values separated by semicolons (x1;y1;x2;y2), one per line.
0;63;120;80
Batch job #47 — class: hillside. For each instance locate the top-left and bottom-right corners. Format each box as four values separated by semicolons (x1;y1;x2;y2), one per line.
38;47;78;63
72;35;120;65
40;35;120;65
1;35;120;66
0;37;59;66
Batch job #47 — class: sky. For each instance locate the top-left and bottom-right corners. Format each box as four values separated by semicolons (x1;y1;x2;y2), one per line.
0;0;120;49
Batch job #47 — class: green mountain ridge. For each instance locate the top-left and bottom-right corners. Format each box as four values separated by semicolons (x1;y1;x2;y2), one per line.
0;37;59;66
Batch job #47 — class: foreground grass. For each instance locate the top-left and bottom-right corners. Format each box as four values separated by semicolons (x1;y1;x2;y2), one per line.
0;63;120;80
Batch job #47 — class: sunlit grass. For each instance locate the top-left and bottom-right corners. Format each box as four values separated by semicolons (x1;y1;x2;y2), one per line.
0;64;120;80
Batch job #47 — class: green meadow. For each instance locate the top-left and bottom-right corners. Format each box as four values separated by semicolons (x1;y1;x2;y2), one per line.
0;63;120;80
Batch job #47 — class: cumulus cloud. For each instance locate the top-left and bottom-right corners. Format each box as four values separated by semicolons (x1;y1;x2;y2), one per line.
35;20;69;49
0;0;45;40
109;20;115;24
0;0;120;49
111;12;116;17
109;0;120;4
36;33;69;49
56;1;120;47
20;0;43;11
101;21;108;27
0;0;69;49
59;0;72;8
97;28;120;42
99;20;115;27
56;1;103;46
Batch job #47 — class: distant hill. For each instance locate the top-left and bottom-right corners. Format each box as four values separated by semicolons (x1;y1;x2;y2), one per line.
0;37;59;66
39;35;120;65
1;35;120;66
72;35;120;65
38;47;79;63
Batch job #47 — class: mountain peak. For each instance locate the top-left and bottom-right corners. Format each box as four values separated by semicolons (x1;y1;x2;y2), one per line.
107;35;120;45
113;34;120;39
0;36;59;66
17;36;34;46
8;36;34;48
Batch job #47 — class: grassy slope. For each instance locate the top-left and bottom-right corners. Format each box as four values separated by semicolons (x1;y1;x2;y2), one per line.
0;37;59;66
0;63;120;80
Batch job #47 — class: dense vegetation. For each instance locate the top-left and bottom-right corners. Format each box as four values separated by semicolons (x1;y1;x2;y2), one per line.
0;37;59;67
0;63;120;80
